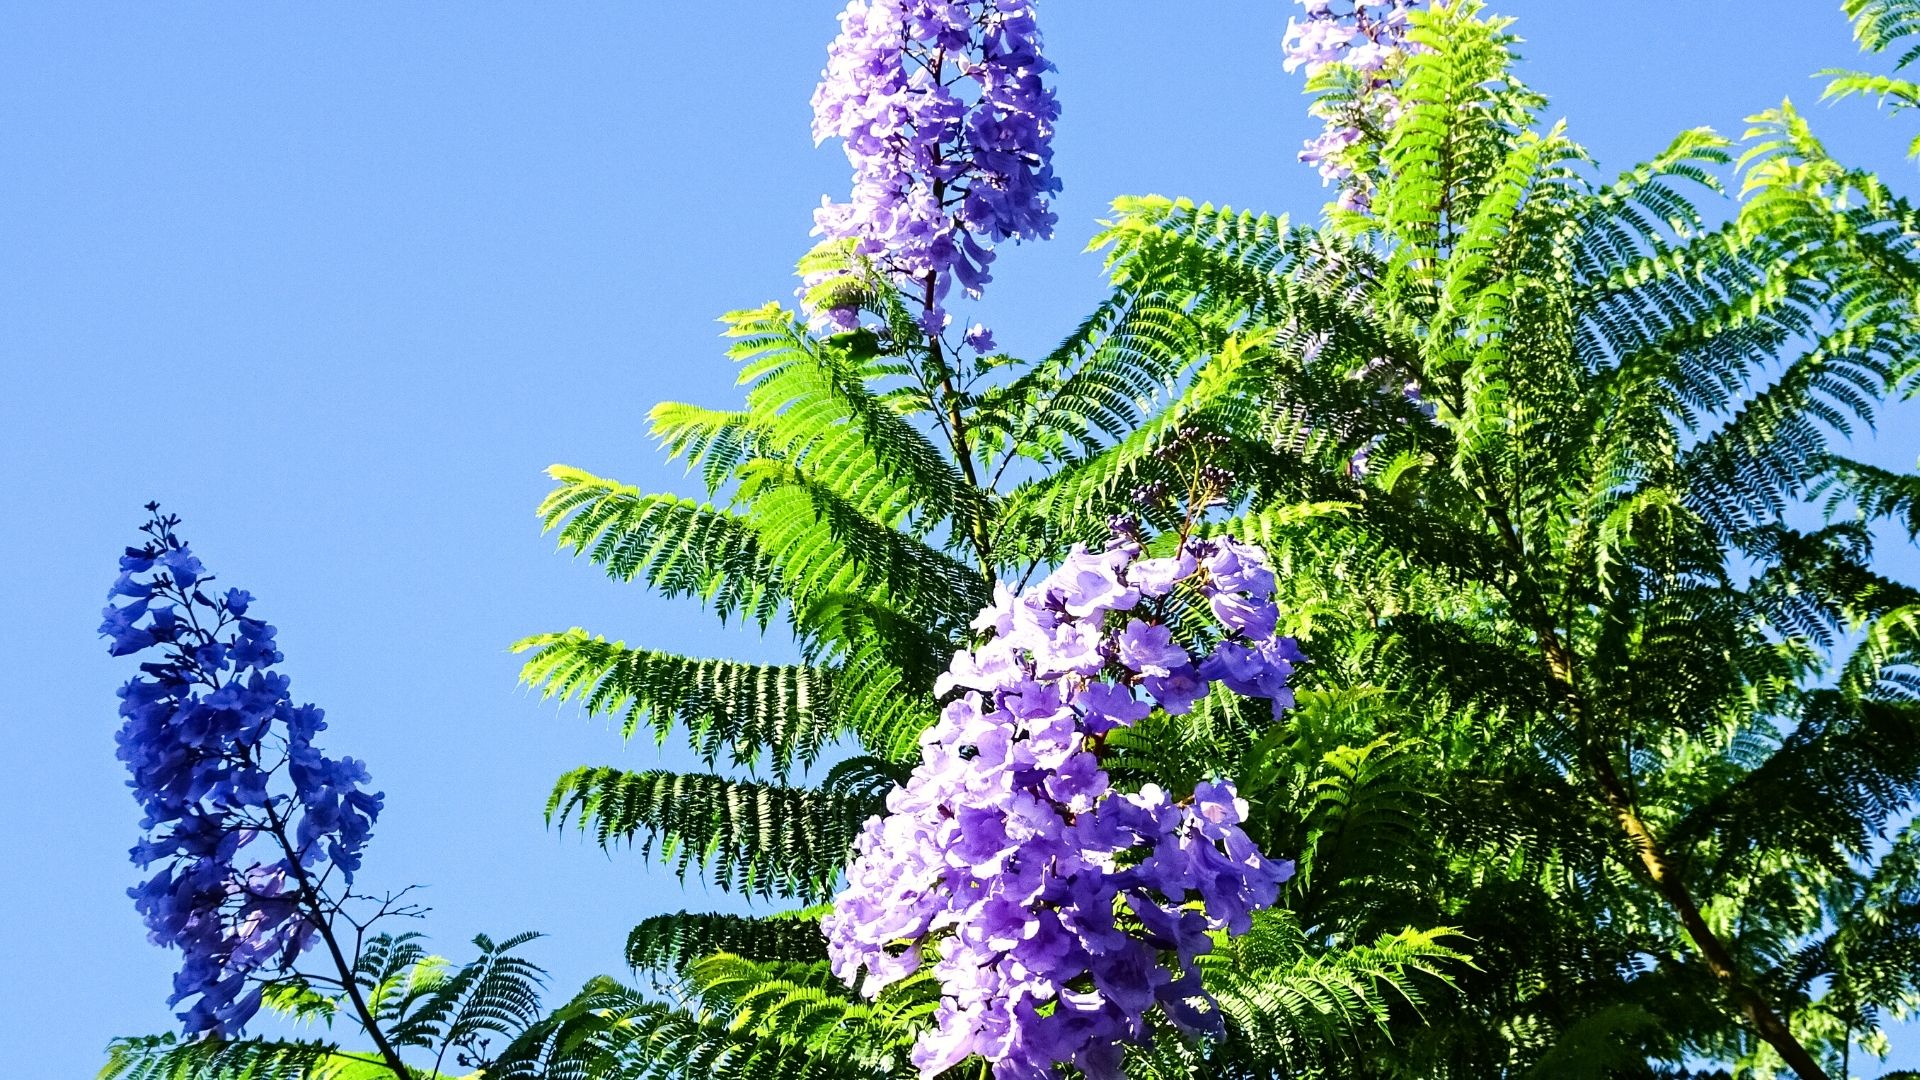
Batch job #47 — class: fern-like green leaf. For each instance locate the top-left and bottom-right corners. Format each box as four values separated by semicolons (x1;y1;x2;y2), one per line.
546;767;876;902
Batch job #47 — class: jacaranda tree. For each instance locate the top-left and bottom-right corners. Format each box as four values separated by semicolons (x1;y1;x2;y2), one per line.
102;1;1920;1077
508;1;1474;1077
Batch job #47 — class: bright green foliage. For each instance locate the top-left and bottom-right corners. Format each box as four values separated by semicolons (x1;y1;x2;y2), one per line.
533;470;788;629
113;1;1920;1075
1201;915;1468;1075
105;0;1920;1077
545;766;878;902
493;929;1463;1080
1826;0;1920;156
487;970;919;1080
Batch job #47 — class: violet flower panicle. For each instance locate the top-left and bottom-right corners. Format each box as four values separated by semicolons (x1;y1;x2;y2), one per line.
825;534;1300;1077
808;0;1060;333
1285;0;1424;203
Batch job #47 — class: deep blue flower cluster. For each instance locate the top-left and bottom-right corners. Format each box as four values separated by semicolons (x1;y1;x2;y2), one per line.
103;507;383;1038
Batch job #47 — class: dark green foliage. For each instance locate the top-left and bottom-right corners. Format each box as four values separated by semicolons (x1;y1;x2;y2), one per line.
625;911;827;975
359;932;548;1073
514;631;839;775
1065;5;1920;1075
546;767;876;902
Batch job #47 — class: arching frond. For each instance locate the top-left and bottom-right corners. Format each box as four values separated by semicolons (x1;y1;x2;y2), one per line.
791;594;948;762
1816;454;1920;540
716;303;981;528
546;767;876;902
515;630;840;775
992;292;1215;462
684;953;931;1071
1825;0;1920;155
733;459;988;628
365;932;548;1068
626;911;826;976
539;468;784;628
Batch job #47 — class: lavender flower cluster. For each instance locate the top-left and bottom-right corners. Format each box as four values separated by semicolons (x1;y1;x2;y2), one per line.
1284;0;1423;211
824;534;1299;1079
103;508;382;1038
808;0;1061;339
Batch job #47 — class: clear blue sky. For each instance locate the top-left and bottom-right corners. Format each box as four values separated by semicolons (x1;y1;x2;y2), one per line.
2;2;1916;1075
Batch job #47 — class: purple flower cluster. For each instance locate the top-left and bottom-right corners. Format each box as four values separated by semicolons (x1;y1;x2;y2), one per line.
824;535;1300;1079
1284;0;1423;211
808;0;1061;337
103;508;382;1038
